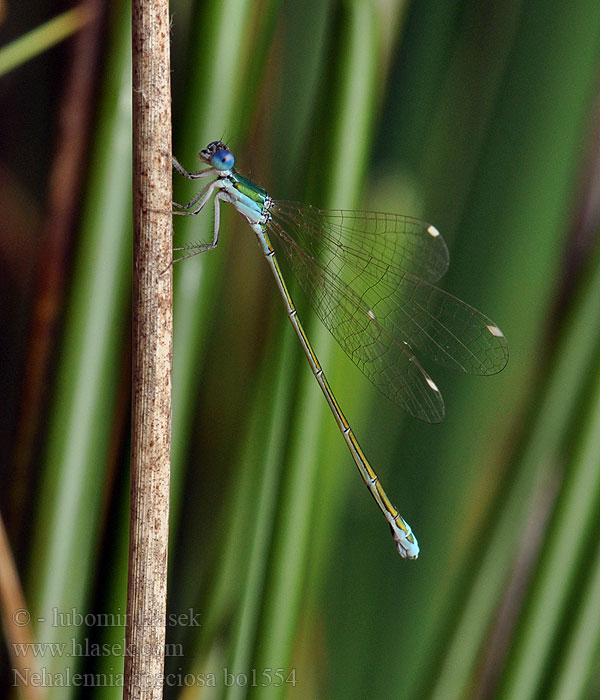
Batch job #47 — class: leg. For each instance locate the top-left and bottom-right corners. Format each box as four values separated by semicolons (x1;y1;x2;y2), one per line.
172;155;215;180
173;192;224;262
173;180;218;216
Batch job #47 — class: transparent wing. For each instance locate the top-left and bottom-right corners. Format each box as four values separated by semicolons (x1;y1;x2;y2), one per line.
273;202;450;283
267;202;508;424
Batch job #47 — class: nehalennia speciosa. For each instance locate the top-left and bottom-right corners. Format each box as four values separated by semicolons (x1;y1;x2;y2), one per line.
172;141;509;559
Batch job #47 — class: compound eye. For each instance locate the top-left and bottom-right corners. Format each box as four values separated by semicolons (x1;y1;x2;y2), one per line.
212;149;234;171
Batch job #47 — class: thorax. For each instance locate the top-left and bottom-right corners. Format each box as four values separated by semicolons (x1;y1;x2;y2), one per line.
218;170;271;227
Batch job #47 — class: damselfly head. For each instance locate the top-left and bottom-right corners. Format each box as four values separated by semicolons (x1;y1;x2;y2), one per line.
200;141;234;171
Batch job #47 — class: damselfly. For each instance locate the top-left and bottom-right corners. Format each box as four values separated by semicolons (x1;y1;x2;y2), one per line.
172;141;508;559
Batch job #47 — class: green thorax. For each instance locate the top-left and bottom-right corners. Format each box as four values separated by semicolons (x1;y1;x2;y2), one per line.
230;170;269;206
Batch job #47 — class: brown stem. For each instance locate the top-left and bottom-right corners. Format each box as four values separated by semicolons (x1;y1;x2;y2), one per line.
124;1;173;698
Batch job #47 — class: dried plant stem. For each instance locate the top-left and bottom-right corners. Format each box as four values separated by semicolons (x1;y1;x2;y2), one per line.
124;1;172;698
0;513;46;700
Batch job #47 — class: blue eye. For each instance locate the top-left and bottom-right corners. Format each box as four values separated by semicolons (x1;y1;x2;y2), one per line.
212;149;234;171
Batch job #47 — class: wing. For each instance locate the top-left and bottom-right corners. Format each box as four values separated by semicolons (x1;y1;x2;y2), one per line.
272;202;450;283
267;202;508;423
